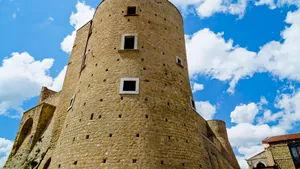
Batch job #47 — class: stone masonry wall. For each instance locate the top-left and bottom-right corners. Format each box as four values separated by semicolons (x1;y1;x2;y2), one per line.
269;143;295;169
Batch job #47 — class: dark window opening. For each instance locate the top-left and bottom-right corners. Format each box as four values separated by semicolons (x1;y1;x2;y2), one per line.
133;159;137;163
43;158;51;169
123;81;136;91
73;161;77;165
127;7;137;15
289;142;300;168
256;162;265;168
191;99;196;110
124;36;135;49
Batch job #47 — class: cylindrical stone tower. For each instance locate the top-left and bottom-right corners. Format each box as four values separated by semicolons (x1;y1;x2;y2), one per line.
51;0;211;168
3;1;239;169
46;0;231;169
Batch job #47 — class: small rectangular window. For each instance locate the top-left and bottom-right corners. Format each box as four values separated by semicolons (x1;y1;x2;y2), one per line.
176;56;183;67
127;7;137;15
120;34;138;50
190;97;196;111
123;81;136;91
124;36;135;49
120;78;139;94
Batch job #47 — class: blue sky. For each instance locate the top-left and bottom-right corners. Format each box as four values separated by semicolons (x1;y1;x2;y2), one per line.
1;0;300;168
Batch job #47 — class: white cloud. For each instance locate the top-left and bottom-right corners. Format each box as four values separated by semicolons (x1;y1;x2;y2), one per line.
255;0;276;9
0;52;66;117
228;123;285;147
228;123;285;168
170;0;249;18
237;145;264;159
186;28;257;93
236;156;249;169
61;31;76;54
186;9;300;93
192;83;204;92
258;96;268;108
70;1;95;30
277;0;300;7
230;103;259;124
195;101;216;120
274;90;300;131
49;66;67;91
0;138;13;168
60;1;95;53
49;17;54;21
257;110;284;124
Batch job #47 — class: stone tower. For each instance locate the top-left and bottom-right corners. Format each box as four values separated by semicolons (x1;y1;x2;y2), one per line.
4;0;240;169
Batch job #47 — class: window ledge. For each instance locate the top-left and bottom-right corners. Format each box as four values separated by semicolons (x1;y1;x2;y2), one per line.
124;14;139;16
118;49;140;53
176;63;184;68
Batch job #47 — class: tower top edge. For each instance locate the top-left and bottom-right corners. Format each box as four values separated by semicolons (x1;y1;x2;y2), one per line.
77;0;182;31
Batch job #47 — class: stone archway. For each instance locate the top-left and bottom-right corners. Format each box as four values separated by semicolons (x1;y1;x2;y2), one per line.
256;161;266;168
14;118;33;154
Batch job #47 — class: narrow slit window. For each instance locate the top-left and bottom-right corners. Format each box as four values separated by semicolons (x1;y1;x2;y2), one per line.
127;7;137;15
190;97;196;111
120;78;139;94
67;95;75;111
121;34;138;50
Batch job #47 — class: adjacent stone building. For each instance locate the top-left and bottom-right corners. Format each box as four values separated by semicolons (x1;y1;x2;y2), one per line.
247;133;300;169
4;0;239;168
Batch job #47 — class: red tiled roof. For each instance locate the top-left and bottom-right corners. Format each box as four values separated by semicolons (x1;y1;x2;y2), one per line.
262;133;300;144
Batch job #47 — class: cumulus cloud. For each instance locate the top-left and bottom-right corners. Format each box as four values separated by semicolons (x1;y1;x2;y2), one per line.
196;101;216;120
192;83;204;93
230;103;259;124
0;52;66;117
228;123;285;147
61;1;95;53
228;90;300;167
186;29;257;93
0;138;13;168
170;0;299;18
170;0;249;18
49;66;67;91
255;0;276;9
274;90;300;131
186;9;300;93
61;31;76;54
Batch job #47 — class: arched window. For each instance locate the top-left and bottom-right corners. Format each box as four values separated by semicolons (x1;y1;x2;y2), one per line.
43;158;51;169
14;118;33;154
256;162;266;168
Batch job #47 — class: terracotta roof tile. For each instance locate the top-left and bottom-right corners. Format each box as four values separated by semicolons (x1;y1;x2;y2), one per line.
262;133;300;144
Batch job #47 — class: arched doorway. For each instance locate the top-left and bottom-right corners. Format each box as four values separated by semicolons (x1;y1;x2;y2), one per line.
256;162;266;168
43;158;51;169
14;118;33;154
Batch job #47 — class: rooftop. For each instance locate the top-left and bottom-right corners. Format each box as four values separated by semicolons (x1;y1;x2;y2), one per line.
262;133;300;144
